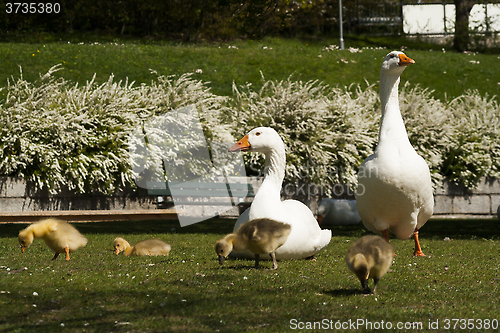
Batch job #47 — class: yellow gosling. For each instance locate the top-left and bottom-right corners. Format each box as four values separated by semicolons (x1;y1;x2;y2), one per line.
18;218;87;261
113;237;171;256
345;235;394;294
215;218;291;269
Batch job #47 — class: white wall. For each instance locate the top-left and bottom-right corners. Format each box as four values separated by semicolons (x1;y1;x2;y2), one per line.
403;3;500;34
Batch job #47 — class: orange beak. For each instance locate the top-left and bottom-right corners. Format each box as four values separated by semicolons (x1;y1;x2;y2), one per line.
229;134;251;152
398;53;415;66
114;248;120;255
21;246;25;253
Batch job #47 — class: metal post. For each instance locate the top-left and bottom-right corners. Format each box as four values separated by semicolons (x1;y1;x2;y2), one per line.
339;0;344;49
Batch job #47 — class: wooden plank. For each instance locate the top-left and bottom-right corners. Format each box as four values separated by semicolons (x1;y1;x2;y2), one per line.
0;209;179;223
145;181;255;198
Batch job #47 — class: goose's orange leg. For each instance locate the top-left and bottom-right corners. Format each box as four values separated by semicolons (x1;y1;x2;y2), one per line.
413;228;426;257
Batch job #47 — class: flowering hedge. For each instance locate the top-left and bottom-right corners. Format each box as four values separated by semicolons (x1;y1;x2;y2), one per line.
231;77;500;194
0;66;498;195
0;66;229;194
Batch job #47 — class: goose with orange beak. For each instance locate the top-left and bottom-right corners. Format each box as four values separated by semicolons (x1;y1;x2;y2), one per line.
228;127;331;260
356;51;433;256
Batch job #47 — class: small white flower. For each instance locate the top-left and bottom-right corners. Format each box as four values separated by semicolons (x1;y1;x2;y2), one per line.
33;292;38;296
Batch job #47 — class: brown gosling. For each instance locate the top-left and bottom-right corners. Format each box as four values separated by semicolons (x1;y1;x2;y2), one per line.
345;235;394;294
113;237;171;256
18;218;87;260
215;218;291;269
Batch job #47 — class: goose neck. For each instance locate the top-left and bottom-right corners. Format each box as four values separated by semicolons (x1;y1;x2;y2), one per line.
229;234;246;253
378;73;409;142
263;147;286;189
123;248;133;256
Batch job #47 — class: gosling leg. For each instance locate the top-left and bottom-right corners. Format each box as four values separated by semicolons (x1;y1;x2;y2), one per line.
52;252;60;260
254;254;260;269
372;278;380;294
64;246;71;261
361;279;371;295
270;252;278;270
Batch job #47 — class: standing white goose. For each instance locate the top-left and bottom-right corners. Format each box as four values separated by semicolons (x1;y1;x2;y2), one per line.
356;51;433;256
229;127;331;259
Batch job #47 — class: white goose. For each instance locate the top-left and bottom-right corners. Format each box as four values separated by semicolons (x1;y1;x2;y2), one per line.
356;51;434;256
229;127;331;259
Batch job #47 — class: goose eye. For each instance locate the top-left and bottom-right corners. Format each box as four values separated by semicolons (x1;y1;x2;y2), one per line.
390;54;396;58
255;132;261;136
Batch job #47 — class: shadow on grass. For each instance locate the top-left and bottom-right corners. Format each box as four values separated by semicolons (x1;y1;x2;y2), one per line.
324;288;361;297
1;217;498;240
329;218;499;240
0;217;235;238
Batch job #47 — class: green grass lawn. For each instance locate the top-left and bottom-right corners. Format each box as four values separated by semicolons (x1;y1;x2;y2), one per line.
0;218;498;332
1;35;499;101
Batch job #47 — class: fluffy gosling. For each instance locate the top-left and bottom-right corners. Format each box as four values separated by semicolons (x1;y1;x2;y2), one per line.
215;218;291;269
345;235;394;294
18;218;87;260
113;237;171;256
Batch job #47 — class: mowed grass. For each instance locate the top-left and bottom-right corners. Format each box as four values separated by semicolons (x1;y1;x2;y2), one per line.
0;218;498;332
0;36;499;101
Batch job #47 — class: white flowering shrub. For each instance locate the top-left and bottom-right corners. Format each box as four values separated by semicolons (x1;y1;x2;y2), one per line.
0;67;229;194
230;75;500;193
442;91;500;188
230;75;380;195
230;75;339;190
322;83;380;188
0;66;498;196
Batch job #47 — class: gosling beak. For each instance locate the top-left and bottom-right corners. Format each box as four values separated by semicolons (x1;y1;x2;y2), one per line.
218;255;225;266
114;248;120;255
21;246;25;253
229;135;251;152
398;53;415;66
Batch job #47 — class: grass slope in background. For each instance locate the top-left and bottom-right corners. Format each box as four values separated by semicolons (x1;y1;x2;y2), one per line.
0;218;498;332
0;36;499;101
